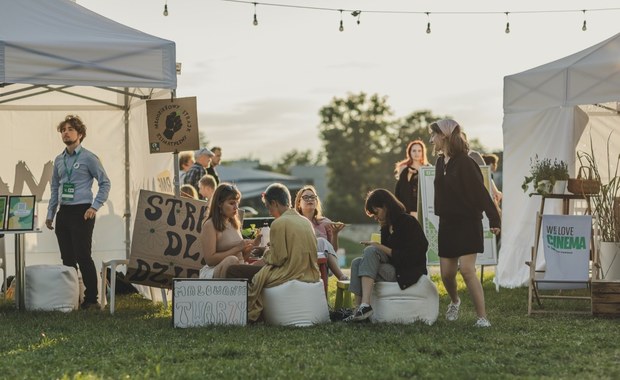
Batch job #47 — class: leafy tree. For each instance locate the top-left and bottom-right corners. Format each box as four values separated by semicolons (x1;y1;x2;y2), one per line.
318;92;398;222
272;149;325;175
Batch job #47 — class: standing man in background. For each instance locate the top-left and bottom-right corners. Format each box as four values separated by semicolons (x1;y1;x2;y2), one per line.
184;147;214;199
207;146;222;185
46;115;111;310
178;151;195;184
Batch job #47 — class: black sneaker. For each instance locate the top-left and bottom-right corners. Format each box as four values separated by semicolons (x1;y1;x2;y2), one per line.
80;301;101;310
344;304;373;322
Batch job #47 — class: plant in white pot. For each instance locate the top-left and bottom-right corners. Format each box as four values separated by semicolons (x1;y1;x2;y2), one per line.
577;132;620;279
522;156;568;196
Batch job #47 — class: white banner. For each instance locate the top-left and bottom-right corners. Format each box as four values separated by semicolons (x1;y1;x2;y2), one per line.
539;215;591;289
419;166;497;266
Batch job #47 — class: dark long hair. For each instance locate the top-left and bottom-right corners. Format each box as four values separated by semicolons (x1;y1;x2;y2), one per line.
207;183;241;232
429;121;469;157
364;188;405;226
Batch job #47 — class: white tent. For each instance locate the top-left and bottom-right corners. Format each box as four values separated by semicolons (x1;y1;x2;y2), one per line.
0;0;177;272
497;32;620;287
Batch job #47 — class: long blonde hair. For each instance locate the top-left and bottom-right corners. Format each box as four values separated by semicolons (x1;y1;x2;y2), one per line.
294;185;324;224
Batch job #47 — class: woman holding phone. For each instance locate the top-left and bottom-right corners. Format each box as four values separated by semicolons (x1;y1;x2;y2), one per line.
345;189;428;322
294;185;348;280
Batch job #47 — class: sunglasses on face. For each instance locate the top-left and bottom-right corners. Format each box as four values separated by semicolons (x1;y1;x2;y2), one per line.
301;195;317;201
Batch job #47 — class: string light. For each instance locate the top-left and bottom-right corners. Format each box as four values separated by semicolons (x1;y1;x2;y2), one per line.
163;1;168;16
219;1;620;33
253;2;258;26
425;12;431;34
582;10;587;31
351;10;361;25
505;12;510;34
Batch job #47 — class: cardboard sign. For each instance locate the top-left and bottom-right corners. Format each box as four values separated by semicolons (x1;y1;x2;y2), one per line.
127;190;208;288
172;279;248;328
419;166;497;265
146;97;199;154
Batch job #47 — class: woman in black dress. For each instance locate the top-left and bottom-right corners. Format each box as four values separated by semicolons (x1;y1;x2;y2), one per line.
430;120;501;328
394;140;429;219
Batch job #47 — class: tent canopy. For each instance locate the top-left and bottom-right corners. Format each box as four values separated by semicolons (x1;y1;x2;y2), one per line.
498;32;620;287
0;0;177;268
0;0;176;89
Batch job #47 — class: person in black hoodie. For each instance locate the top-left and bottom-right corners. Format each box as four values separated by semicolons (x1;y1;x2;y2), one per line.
430;119;501;328
345;189;428;322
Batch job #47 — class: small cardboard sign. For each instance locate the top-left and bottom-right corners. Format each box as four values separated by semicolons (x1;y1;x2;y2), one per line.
127;190;208;288
146;97;199;154
172;279;248;327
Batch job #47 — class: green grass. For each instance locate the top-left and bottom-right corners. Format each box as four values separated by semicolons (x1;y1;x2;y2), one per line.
1;274;619;379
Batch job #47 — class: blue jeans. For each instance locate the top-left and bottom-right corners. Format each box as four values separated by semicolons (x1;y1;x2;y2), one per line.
349;245;396;297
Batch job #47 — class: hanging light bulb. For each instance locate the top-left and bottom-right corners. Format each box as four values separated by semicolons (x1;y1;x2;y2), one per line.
582;10;587;31
163;2;168;17
425;12;431;34
339;10;344;32
253;3;258;26
351;10;361;25
504;12;510;34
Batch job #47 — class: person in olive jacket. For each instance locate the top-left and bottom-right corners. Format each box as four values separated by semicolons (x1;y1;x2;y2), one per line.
346;188;428;322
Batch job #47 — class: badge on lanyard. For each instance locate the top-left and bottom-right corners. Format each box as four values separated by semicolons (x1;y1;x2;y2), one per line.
62;182;75;200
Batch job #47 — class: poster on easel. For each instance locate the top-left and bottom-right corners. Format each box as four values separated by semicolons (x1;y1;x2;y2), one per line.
418;166;497;265
7;195;36;231
146;97;200;154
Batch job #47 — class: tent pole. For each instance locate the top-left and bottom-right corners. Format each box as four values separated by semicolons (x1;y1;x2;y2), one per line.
124;88;131;259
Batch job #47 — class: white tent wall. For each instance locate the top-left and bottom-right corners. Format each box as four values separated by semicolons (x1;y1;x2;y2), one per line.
0;88;173;276
498;32;620;288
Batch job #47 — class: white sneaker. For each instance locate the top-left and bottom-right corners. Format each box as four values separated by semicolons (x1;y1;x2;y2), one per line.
446;300;460;321
474;317;491;328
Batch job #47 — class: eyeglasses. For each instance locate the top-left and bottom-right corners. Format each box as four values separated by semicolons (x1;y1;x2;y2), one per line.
301;195;317;201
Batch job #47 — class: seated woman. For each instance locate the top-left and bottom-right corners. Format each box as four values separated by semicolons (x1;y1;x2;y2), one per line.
199;183;260;279
294;185;348;281
180;184;198;199
345;188;429;322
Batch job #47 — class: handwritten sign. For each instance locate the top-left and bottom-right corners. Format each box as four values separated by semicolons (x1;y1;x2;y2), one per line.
173;279;248;327
127;190;208;288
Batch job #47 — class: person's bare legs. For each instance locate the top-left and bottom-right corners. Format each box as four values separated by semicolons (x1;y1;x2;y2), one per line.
360;276;375;305
327;254;347;280
440;257;460;304
459;253;487;318
213;256;242;278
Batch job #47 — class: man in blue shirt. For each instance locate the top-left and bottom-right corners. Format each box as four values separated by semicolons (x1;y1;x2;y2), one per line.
46;115;111;310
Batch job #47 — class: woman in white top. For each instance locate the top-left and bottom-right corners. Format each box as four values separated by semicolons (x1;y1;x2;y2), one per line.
199;183;259;278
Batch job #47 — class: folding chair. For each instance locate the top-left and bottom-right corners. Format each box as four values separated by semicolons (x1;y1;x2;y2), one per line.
527;214;593;315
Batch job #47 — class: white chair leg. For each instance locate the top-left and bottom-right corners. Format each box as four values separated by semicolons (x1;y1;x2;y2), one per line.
101;259;129;315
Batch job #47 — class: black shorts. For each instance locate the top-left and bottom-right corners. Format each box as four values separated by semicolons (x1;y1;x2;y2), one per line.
438;218;483;258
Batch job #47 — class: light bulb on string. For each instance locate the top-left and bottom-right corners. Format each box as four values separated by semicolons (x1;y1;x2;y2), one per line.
339;10;344;32
582;10;587;31
351;10;361;25
504;12;510;34
163;2;168;16
425;12;431;34
253;3;258;26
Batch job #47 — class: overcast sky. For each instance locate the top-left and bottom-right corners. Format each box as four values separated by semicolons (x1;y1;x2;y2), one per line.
78;0;620;162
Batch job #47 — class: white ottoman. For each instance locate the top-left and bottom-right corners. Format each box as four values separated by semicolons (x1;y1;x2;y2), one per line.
25;265;79;312
370;275;439;325
262;280;330;326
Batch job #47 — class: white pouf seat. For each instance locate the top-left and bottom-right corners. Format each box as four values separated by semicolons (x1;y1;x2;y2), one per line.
370;275;439;325
25;265;79;312
262;280;330;326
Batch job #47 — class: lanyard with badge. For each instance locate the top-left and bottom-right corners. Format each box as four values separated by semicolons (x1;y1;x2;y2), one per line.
61;149;82;201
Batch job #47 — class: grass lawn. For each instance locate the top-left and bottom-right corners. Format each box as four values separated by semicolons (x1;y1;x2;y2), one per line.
0;273;618;379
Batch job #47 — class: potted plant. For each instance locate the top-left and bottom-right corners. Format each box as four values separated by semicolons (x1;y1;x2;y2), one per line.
577;132;620;279
551;158;569;194
522;156;568;196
